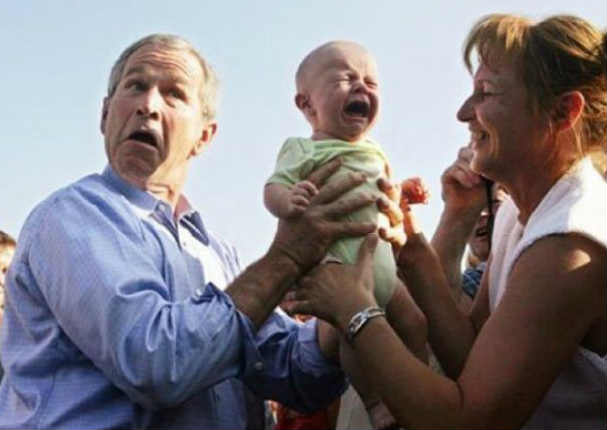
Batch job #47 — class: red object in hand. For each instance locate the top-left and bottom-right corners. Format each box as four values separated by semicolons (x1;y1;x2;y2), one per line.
401;177;430;205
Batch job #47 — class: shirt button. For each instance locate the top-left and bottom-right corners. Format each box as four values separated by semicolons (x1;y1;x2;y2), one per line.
253;361;264;371
195;287;204;297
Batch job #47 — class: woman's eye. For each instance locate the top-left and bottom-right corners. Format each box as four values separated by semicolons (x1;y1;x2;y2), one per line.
168;88;185;100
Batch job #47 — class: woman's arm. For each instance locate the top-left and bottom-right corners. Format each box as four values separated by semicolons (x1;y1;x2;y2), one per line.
290;232;605;428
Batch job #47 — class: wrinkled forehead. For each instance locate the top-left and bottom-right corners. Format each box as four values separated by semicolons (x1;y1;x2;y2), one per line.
121;43;204;84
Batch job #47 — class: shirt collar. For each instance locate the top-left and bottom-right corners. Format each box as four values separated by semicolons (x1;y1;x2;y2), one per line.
102;165;164;214
101;165;209;245
177;195;210;245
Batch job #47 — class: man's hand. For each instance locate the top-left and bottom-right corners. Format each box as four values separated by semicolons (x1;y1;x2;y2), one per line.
270;158;377;274
375;176;429;257
229;159;377;329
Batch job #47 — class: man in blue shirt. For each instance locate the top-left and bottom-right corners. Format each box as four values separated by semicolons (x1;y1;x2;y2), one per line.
0;34;377;429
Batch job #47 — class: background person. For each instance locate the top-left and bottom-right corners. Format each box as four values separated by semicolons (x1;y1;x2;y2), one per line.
0;230;16;381
285;13;606;429
0;231;16;325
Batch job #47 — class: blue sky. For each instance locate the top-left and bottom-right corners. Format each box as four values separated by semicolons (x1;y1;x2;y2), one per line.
1;1;604;266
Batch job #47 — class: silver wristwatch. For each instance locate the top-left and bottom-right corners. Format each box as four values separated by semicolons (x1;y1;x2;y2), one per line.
346;306;385;343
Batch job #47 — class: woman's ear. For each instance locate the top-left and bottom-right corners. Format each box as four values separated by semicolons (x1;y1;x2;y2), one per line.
552;91;584;133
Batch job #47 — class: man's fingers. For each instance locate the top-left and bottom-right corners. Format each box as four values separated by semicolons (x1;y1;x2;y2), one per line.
314;172;367;205
377;177;400;203
291;195;310;206
379;226;407;248
330;220;376;239
377;197;403;227
305;158;342;188
323;191;375;218
376;177;392;193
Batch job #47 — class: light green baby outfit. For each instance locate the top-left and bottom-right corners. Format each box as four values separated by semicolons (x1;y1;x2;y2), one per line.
267;137;398;307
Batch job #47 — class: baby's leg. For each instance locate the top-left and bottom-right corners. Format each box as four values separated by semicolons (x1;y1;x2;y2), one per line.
339;338;397;429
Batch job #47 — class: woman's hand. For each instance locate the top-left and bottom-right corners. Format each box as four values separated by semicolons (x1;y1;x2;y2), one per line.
281;234;379;331
441;145;486;216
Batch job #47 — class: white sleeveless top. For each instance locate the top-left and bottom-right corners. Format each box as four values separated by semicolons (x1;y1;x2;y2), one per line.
489;158;606;429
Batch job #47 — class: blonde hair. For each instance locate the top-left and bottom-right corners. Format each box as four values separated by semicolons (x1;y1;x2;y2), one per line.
107;34;219;121
463;14;607;172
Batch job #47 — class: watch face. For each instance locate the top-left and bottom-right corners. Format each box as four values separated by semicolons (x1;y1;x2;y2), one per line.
346;307;385;342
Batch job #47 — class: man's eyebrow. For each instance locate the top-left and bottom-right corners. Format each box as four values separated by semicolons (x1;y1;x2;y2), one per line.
123;65;147;79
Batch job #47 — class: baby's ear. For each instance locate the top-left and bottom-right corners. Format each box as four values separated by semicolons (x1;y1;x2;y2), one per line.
295;93;308;111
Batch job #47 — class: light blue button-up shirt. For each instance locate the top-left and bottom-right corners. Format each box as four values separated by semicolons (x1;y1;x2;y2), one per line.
0;166;346;429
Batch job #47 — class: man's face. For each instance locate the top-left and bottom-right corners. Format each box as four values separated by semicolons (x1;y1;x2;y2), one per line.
101;44;216;192
302;43;380;142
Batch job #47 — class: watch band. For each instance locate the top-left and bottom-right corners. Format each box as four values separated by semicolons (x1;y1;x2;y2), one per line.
346;306;385;343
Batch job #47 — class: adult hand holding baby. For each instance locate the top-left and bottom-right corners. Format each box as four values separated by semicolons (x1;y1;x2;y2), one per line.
282;233;379;331
269;158;378;275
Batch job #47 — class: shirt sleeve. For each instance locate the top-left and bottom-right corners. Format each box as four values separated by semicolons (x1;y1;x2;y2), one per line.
26;189;248;409
266;138;316;187
240;312;347;413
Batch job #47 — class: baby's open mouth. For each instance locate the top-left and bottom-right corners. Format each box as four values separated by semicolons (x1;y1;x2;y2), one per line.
344;100;370;118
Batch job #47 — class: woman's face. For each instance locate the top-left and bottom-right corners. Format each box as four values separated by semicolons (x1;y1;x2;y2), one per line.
456;58;548;182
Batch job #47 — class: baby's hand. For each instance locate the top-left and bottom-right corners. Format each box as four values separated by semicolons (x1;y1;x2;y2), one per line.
401;177;430;206
287;180;319;218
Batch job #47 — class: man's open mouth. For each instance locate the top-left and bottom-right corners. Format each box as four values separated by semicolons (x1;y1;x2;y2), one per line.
344;100;370;118
127;130;160;148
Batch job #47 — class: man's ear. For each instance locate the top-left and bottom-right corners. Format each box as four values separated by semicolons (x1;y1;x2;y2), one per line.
552;91;584;133
100;97;109;134
190;121;218;157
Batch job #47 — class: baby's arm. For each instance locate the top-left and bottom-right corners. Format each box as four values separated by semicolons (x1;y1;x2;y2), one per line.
264;181;318;219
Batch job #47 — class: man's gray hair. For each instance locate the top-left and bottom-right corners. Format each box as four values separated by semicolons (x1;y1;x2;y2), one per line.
107;34;218;121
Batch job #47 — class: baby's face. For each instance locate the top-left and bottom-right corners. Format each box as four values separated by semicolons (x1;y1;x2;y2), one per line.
304;43;380;141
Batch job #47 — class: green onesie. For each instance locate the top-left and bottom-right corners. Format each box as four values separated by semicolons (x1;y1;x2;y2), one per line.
267;137;399;307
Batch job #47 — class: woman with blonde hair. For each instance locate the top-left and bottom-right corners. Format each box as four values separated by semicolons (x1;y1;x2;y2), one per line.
285;14;606;428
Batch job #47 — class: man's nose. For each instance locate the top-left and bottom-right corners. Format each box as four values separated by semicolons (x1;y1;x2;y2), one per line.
136;88;161;120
